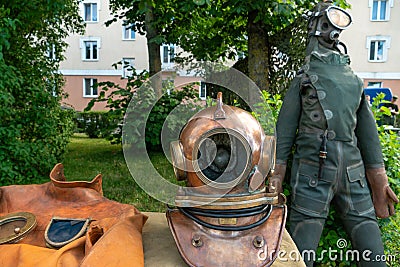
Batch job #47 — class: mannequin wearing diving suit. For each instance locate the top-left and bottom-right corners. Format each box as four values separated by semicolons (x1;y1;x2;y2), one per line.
269;1;399;266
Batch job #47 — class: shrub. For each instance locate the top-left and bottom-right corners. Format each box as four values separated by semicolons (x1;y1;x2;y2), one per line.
75;111;117;138
370;93;400;267
252;90;283;136
86;67;202;150
0;44;74;186
144;84;202;151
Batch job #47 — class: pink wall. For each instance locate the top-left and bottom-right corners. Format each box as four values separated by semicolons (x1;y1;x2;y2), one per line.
363;79;400;99
62;75;129;111
61;75;201;112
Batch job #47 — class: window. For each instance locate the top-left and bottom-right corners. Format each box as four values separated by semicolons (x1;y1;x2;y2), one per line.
84;3;98;22
46;44;57;61
80;37;101;61
199;82;207;100
84;41;98;60
161;44;175;64
370;0;393;21
366;36;391;62
83;78;98;97
369;40;385;61
122;21;136;40
367;81;383;88
122;58;135;78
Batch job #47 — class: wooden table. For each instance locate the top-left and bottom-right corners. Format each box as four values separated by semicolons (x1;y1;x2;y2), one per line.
142;212;305;267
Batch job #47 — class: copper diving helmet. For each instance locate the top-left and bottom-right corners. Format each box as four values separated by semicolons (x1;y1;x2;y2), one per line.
166;92;287;267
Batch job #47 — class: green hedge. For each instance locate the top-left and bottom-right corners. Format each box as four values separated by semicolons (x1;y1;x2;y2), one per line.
75;111;119;139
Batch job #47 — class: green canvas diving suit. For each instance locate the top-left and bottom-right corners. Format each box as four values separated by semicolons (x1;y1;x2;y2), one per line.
269;2;398;266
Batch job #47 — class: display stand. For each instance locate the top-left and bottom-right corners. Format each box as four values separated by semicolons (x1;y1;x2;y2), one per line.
142;212;306;267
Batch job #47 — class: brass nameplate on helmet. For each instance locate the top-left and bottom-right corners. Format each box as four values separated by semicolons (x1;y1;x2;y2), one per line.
218;218;237;225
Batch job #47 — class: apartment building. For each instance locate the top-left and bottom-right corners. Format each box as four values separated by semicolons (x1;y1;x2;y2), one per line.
60;0;199;111
61;0;400;111
341;0;400;98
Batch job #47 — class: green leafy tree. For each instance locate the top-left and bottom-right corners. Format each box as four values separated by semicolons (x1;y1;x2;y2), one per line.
366;93;400;267
183;0;349;93
107;0;179;97
107;0;348;97
0;1;84;185
173;0;312;94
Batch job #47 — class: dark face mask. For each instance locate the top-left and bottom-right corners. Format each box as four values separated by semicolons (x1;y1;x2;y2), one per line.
307;4;352;50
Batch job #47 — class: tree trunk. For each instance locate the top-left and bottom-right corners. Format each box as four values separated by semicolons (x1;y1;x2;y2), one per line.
247;10;270;94
145;2;162;97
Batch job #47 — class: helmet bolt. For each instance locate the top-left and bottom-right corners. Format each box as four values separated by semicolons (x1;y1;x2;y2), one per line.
192;234;203;248
253;235;265;248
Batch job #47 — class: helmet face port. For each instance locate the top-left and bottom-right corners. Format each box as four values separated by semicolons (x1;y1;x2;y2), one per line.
193;128;252;189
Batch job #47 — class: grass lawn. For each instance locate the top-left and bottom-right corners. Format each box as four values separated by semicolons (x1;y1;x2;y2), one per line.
62;133;175;212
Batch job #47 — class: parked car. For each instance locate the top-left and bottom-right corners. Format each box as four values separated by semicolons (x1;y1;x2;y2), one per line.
364;87;393;105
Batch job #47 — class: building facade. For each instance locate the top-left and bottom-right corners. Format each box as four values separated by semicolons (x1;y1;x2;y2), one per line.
341;0;400;98
61;0;400;111
60;0;199;111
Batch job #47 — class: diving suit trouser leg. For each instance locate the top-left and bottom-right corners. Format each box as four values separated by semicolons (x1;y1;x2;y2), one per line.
289;209;325;267
340;213;386;267
332;160;387;266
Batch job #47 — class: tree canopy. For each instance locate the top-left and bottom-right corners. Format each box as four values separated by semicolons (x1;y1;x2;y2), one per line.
107;0;349;94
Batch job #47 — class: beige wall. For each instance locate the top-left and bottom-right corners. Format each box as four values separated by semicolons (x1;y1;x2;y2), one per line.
340;0;400;94
60;0;206;111
341;0;400;72
61;33;148;72
60;0;148;72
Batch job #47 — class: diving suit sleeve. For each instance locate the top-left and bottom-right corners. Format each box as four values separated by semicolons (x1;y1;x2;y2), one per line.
276;76;302;163
355;92;384;168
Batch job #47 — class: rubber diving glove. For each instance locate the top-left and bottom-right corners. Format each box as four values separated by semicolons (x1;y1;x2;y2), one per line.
365;167;399;218
268;163;287;194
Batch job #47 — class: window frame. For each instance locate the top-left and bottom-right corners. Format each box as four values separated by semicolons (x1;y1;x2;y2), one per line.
122;21;136;40
199;81;207;100
80;37;101;61
83;78;98;98
122;58;135;78
366;36;391;62
80;0;100;23
161;44;175;66
369;0;393;21
367;81;383;88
